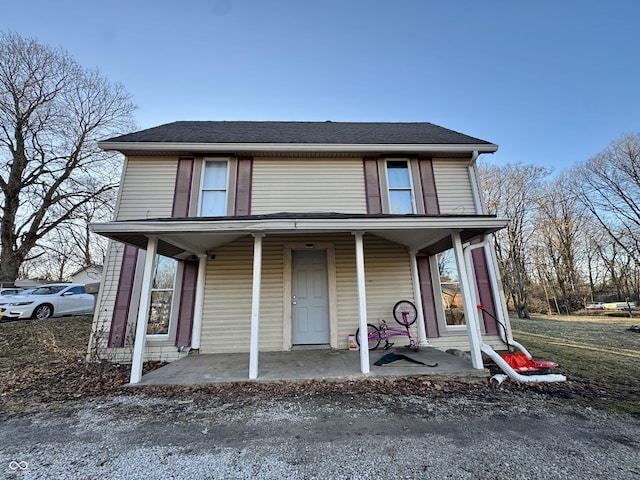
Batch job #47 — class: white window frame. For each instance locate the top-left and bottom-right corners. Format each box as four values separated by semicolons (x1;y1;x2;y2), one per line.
146;254;178;339
199;158;230;216
435;249;467;332
385;159;416;214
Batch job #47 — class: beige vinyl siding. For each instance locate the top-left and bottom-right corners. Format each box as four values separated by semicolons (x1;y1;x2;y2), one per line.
428;334;505;352
88;240;125;357
116;157;177;220
199;233;417;353
432;159;477;215
336;235;417;348
251;158;367;214
88;240;187;363
200;236;253;353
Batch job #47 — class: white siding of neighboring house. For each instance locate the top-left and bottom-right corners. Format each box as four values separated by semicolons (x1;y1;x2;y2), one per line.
251;158;368;214
432;159;477;215
116;157;177;220
71;266;102;284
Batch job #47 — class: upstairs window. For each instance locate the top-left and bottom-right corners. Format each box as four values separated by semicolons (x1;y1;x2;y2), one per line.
200;160;228;216
386;160;415;214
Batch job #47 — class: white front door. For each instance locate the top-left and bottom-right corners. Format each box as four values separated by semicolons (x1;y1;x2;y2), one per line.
292;250;330;345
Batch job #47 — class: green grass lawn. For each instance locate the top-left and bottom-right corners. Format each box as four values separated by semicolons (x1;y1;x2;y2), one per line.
510;314;640;415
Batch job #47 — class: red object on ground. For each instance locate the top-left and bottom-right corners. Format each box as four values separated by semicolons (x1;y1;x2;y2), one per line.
500;353;558;372
531;359;559;369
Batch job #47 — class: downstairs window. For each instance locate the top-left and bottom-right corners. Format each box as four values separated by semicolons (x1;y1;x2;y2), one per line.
147;255;177;336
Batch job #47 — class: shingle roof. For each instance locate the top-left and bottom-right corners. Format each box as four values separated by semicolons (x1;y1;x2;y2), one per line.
102;121;493;146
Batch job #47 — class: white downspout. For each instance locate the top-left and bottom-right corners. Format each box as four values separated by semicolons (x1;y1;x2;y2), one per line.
482;345;566;383
468;153;533;359
467;153;564;382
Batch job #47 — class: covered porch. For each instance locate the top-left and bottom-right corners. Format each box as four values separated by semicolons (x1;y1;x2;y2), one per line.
92;213;508;384
133;345;488;386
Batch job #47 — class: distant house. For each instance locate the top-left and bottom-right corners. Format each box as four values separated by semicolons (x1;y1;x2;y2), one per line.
90;121;510;383
70;265;103;284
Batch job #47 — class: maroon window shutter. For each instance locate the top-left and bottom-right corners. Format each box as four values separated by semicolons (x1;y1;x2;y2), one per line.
473;246;499;335
175;260;199;347
417;256;440;338
108;244;139;348
172;157;199;347
172;157;195;217
235;157;253;215
363;157;382;214
418;159;440;214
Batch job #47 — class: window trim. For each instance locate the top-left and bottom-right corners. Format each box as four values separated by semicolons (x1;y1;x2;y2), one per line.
384;159;416;214
433;249;468;334
198;158;230;217
146;254;178;340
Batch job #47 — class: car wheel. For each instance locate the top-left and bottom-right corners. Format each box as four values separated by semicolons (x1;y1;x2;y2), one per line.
34;304;53;320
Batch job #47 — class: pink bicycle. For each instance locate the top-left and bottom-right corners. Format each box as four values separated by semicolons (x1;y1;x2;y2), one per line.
355;300;418;351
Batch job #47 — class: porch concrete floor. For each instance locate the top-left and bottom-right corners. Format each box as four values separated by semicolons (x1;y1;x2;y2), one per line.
135;346;488;385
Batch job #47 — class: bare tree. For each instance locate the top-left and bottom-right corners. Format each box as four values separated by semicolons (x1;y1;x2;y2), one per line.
479;161;549;318
534;174;586;313
0;32;135;282
581;220;608;304
573;134;640;269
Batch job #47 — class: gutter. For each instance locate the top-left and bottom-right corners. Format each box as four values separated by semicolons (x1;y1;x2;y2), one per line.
97;141;499;154
91;216;509;235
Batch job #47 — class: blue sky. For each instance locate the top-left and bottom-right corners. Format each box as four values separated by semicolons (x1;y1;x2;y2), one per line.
3;0;639;173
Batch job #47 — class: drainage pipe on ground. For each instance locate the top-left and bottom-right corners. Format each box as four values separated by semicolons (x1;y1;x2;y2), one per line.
481;344;566;383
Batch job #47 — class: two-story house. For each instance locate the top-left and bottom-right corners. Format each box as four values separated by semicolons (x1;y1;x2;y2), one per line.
90;121;510;384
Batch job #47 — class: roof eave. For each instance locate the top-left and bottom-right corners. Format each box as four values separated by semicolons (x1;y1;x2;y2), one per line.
91;216;509;235
97;141;498;154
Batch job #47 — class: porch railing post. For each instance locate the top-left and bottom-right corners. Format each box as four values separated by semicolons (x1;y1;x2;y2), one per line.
451;232;484;369
130;236;157;384
190;253;208;350
409;250;430;346
353;231;370;374
249;233;264;380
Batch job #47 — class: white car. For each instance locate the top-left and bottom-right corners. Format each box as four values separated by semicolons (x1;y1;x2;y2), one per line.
0;288;25;296
0;283;95;320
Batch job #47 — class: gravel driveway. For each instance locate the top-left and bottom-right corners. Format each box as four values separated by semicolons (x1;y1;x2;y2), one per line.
2;387;639;479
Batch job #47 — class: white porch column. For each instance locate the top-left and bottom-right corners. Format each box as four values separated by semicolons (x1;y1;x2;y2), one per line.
190;253;208;350
353;232;370;374
451;232;484;369
249;234;264;380
409;250;430;346
130;236;157;384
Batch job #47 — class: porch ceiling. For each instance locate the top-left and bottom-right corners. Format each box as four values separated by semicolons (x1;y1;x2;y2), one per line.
91;214;508;258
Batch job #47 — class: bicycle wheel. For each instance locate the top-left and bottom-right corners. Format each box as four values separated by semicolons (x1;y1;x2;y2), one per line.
393;300;417;326
355;324;381;350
